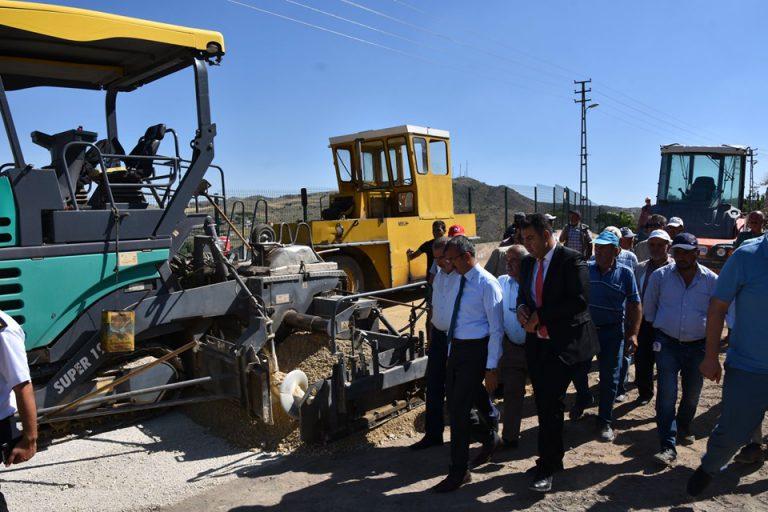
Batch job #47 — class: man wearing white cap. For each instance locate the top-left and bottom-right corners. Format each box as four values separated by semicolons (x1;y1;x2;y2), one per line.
633;230;674;404
634;214;667;263
666;217;685;238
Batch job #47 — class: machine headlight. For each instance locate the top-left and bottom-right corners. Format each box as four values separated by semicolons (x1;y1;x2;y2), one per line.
715;247;727;258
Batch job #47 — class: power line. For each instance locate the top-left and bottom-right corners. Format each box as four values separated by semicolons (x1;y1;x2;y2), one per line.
338;0;569;91
275;0;423;46
350;0;729;143
226;0;435;63
389;0;426;15
231;0;725;146
227;0;571;102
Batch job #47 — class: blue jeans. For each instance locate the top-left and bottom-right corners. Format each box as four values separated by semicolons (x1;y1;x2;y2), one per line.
597;324;624;425
654;331;705;450
617;353;632;396
425;326;448;440
701;366;768;474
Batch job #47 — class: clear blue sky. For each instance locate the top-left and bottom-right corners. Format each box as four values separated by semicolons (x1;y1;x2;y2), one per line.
4;0;767;206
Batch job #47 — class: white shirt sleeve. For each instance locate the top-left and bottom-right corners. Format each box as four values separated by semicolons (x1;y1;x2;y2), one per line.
484;277;505;369
0;327;30;390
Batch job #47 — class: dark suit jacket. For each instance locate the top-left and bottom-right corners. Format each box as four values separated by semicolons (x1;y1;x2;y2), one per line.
517;244;599;365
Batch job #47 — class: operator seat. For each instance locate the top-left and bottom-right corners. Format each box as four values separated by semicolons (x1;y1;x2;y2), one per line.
123;124;167;179
688;176;717;205
88;124;167;209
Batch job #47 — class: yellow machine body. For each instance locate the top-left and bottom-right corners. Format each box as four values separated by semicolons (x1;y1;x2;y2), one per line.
290;125;476;291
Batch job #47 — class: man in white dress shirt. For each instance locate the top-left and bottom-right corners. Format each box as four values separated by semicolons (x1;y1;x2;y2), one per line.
432;236;504;493
411;237;460;450
497;245;529;448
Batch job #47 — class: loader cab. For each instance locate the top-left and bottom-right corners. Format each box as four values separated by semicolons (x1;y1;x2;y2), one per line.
324;126;454;220
654;145;749;240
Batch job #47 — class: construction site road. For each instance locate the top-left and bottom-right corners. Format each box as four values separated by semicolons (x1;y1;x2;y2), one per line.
0;411;276;512
162;371;768;512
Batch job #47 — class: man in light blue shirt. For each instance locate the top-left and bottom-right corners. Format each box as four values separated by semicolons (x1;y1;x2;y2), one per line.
431;236;504;493
643;233;718;466
688;234;768;496
411;237;459;451
497;245;528;448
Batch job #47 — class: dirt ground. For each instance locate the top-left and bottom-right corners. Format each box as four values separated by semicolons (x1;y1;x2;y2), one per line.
160;244;768;511
164;362;768;512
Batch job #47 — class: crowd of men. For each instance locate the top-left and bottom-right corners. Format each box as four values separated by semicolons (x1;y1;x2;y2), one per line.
0;207;766;508
408;208;768;497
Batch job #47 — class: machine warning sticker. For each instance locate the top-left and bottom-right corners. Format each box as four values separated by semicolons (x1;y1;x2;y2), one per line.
274;293;291;304
118;252;139;267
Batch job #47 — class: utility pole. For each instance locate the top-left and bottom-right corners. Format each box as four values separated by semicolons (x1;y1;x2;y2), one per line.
574;79;593;222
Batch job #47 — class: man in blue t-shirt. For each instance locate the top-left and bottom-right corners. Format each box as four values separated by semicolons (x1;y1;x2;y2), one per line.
584;231;641;442
688;234;768;496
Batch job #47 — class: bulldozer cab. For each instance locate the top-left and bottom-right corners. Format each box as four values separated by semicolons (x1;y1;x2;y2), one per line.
325;125;454;220
654;144;749;240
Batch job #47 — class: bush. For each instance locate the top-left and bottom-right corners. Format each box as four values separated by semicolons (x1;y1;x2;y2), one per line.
595;211;635;231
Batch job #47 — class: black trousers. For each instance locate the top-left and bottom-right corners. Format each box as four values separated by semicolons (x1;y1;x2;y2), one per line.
634;319;656;399
424;326;449;440
0;416;12;512
446;338;495;474
527;344;581;474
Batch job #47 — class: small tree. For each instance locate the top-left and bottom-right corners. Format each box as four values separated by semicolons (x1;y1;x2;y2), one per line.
595;211;635;231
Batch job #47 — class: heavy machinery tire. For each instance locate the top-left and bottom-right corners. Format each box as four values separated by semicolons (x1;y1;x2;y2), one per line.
326;254;364;293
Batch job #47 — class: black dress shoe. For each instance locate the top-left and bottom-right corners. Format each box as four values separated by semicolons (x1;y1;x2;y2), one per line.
432;471;471;493
637;394;653;406
471;431;500;468
529;472;553;493
569;396;594;420
410;436;443;451
501;438;519;449
687;467;712;497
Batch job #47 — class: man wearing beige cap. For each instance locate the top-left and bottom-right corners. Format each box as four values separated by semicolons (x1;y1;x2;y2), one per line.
633;229;674;404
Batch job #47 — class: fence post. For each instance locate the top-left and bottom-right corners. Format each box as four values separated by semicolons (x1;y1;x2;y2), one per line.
534;186;538;213
468;188;473;213
552;187;556;216
504;186;508;230
300;187;308;222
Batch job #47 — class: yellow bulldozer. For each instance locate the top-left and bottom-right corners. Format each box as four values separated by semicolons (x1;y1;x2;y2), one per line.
286;125;477;291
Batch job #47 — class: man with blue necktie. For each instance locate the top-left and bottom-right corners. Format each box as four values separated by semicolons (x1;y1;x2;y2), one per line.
410;236;460;450
431;236;504;493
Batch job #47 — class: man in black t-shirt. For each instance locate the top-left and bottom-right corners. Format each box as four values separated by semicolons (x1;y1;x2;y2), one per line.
408;220;447;275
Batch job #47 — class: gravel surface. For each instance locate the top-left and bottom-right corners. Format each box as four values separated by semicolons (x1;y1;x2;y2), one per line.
164;360;768;512
0;411;278;512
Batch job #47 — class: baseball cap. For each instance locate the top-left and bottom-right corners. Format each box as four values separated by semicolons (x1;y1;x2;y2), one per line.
667;216;684;227
648;229;672;243
568;209;582;217
594;231;619;247
544;213;557;221
671;232;698;251
448;224;465;237
620;227;636;238
502;224;515;239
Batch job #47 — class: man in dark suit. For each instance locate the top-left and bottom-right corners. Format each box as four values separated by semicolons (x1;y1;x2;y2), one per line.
516;213;599;492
